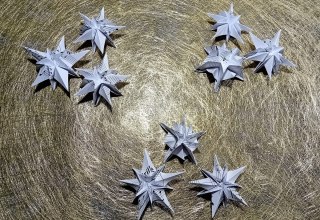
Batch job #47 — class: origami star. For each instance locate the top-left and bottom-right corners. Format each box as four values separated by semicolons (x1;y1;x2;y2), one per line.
160;117;205;164
245;30;295;78
197;44;244;92
208;3;251;44
24;36;89;91
75;7;125;54
76;54;128;107
121;149;184;220
190;156;247;218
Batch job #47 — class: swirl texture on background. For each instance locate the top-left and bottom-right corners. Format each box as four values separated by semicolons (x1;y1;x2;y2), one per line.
0;0;319;219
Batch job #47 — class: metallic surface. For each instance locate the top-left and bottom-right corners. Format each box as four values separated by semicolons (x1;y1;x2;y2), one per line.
0;0;319;219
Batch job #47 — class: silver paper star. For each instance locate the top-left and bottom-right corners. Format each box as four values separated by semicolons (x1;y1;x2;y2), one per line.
76;54;128;107
197;44;244;92
120;149;184;220
208;3;251;44
160;117;205;164
190;156;247;218
24;36;89;91
245;30;295;79
75;7;125;54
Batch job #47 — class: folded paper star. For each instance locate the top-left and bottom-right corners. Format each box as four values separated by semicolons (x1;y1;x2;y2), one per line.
197;44;244;92
245;30;295;78
208;3;251;44
24;36;89;91
75;7;125;54
160;117;205;164
76;54;128;107
121;149;184;220
190;156;247;218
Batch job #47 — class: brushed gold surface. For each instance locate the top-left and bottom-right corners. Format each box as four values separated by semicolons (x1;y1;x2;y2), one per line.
0;0;320;219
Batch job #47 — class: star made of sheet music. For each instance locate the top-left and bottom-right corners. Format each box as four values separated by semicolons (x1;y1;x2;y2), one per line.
245;30;295;79
121;149;184;220
208;3;251;44
24;36;89;91
75;7;125;54
197;43;244;92
76;54;128;107
190;156;247;218
160;117;205;164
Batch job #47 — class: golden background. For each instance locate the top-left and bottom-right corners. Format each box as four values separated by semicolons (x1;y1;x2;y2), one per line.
1;0;319;219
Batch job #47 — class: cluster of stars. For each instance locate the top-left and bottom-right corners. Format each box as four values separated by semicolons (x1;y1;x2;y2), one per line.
22;3;297;220
24;8;127;107
121;117;246;219
198;3;295;92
